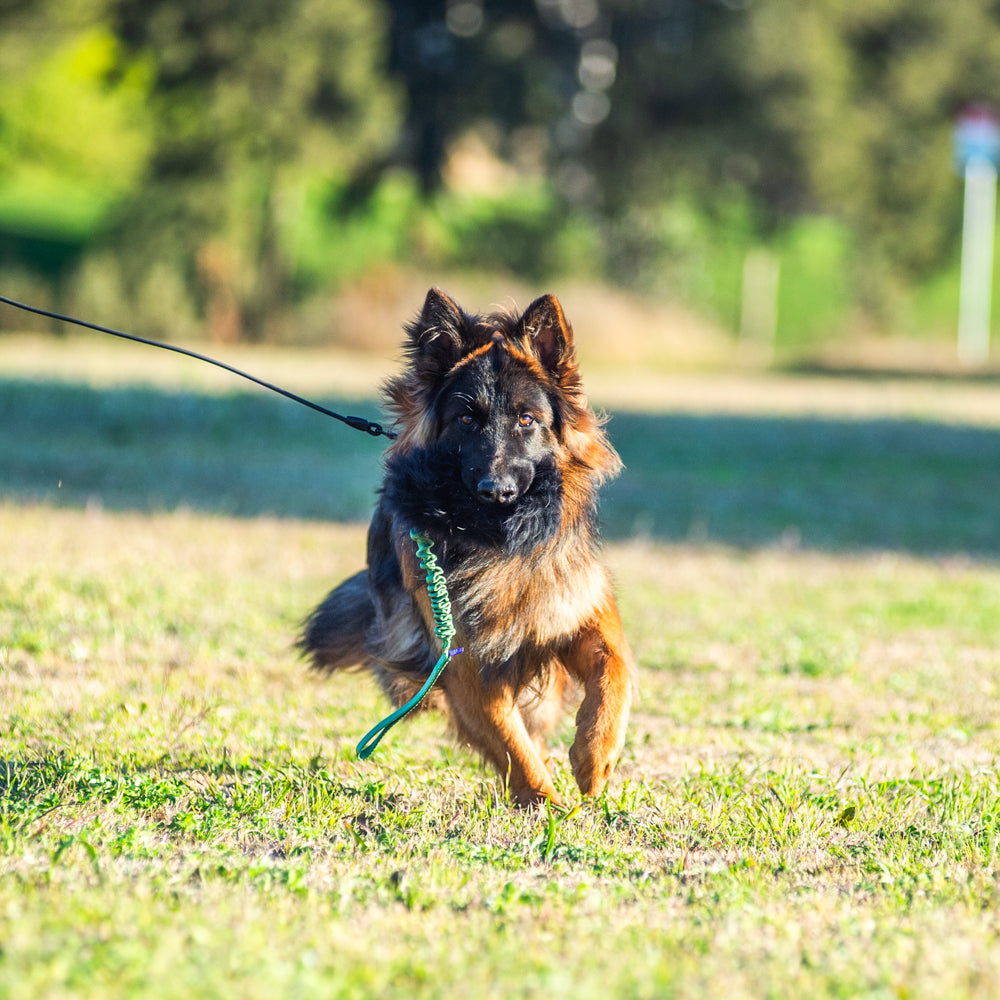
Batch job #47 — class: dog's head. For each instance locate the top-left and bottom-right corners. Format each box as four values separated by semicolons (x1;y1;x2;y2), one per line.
384;288;622;504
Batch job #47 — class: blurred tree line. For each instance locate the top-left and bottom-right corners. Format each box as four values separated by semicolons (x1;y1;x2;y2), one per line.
1;0;999;347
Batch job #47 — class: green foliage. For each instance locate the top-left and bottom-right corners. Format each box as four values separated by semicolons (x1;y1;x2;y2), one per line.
775;216;853;350
290;175;602;293
291;173;422;289
742;0;996;278
5;1;1000;345
106;0;402;338
0;13;152;262
0;22;151;202
608;190;758;328
429;184;594;282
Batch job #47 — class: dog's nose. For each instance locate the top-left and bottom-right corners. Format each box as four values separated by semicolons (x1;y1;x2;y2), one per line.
477;476;517;504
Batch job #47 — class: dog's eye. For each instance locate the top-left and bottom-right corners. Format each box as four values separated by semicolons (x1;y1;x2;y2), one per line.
459;414;475;427
518;413;535;428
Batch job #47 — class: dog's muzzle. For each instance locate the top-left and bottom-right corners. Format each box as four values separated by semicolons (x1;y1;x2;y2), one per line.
476;475;518;504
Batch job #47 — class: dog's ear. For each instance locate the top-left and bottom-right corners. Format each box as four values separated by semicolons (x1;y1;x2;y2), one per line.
405;288;467;375
520;293;575;376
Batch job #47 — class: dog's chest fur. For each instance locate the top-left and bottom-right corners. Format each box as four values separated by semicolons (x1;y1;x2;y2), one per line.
445;534;610;666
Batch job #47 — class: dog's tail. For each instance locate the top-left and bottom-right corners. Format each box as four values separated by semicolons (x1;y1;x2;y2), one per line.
299;570;374;672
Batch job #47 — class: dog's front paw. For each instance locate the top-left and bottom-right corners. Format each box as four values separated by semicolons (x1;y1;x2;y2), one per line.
569;740;614;797
507;776;562;809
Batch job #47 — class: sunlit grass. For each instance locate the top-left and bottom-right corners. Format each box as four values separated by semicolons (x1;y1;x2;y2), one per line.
3;502;1000;998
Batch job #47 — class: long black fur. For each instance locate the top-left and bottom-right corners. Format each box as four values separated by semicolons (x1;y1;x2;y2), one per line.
382;441;564;557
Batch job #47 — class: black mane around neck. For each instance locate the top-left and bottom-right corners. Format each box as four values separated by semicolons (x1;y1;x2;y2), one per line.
383;443;565;556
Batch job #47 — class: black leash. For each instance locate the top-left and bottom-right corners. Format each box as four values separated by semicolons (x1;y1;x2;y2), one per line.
0;293;396;440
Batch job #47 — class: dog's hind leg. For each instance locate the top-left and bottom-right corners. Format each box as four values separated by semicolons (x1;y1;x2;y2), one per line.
299;570;374;671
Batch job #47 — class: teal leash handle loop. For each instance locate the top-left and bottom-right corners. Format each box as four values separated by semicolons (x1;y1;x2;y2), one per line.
356;530;463;760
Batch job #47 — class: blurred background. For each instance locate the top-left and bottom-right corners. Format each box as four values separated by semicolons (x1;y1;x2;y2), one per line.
1;0;1000;368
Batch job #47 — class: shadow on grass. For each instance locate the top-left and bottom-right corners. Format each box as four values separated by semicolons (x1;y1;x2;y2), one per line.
0;379;387;522
607;410;1000;556
4;377;1000;557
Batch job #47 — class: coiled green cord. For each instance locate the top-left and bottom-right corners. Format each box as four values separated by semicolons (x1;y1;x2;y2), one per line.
412;530;457;649
355;530;464;760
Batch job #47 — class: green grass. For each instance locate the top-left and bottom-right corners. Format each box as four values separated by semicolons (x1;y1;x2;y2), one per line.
3;344;1000;997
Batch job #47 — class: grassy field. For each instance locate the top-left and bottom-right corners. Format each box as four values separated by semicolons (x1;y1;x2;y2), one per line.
3;335;1000;997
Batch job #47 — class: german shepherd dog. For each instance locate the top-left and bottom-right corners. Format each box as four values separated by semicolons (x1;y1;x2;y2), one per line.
300;288;635;806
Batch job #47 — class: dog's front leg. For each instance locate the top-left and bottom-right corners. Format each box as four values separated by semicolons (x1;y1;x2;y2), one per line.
442;662;560;807
563;603;635;797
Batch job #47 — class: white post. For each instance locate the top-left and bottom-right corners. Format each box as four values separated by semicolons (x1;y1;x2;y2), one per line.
740;248;780;363
958;156;997;367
